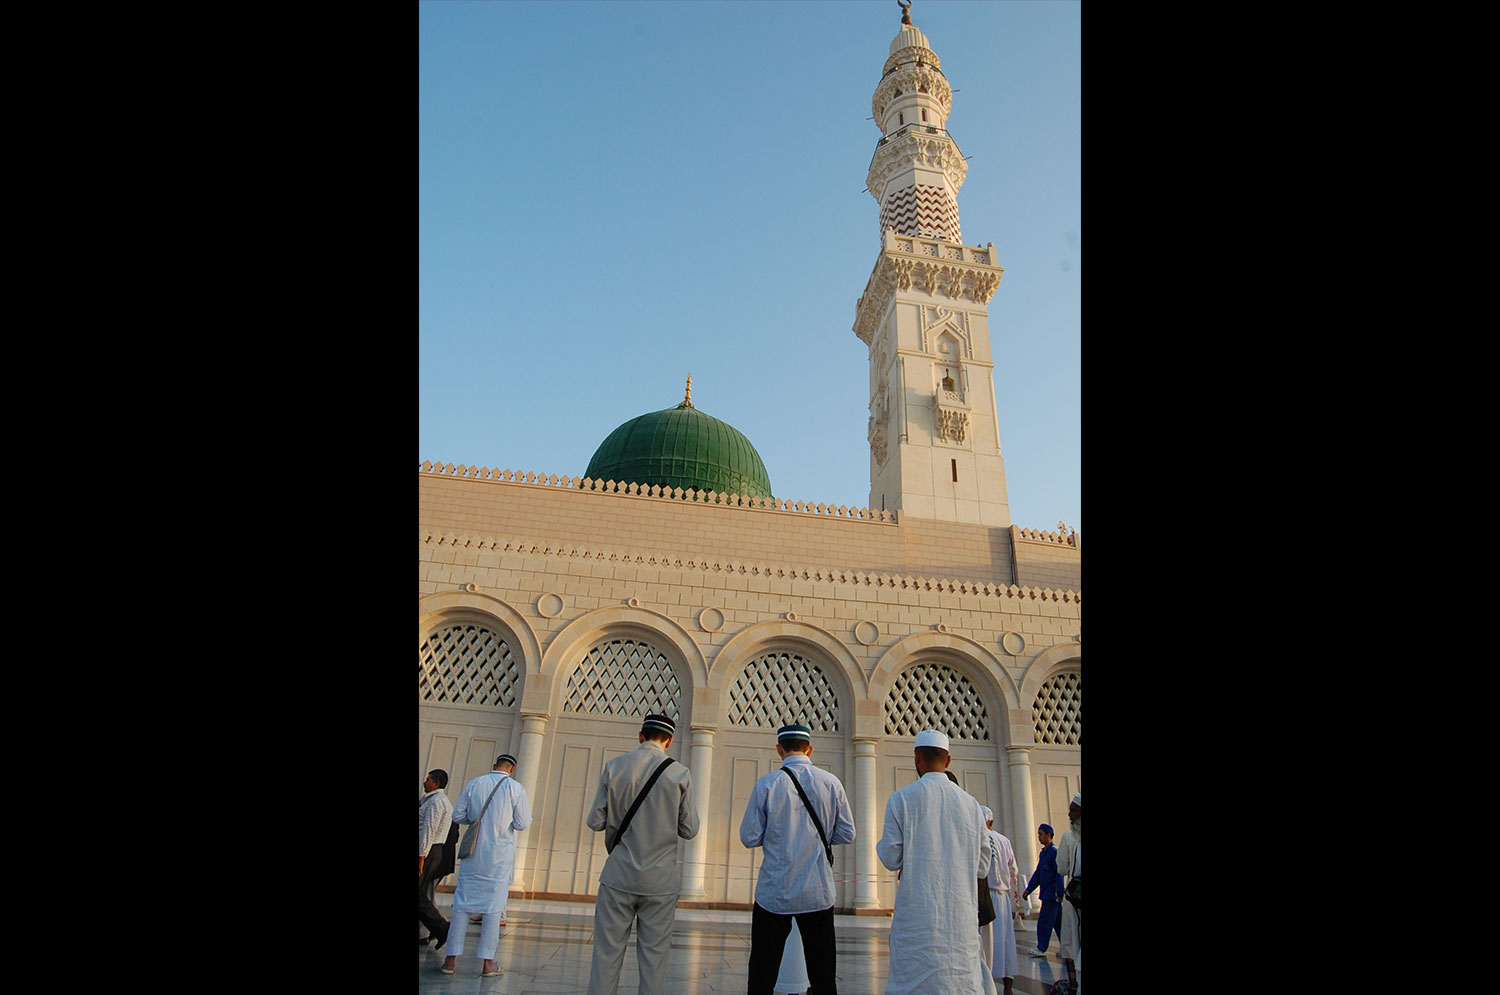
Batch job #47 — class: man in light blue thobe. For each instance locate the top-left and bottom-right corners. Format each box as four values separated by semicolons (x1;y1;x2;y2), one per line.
441;753;531;978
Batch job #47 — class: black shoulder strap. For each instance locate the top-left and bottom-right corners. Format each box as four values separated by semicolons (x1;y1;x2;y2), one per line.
781;765;833;865
608;756;676;852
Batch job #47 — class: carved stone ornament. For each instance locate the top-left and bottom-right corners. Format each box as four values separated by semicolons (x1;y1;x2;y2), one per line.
871;66;953;122
868;416;888;466
867;131;969;202
936;406;970;444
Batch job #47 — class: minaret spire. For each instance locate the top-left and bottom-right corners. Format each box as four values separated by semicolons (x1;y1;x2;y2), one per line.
680;373;695;409
853;10;1011;528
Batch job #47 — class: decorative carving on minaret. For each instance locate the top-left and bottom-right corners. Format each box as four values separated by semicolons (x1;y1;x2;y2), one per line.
867;132;969;204
936;405;970;445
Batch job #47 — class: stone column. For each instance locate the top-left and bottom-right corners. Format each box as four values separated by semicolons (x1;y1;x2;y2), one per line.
852;738;881;910
680;725;716;899
1006;745;1037;912
511;712;549;891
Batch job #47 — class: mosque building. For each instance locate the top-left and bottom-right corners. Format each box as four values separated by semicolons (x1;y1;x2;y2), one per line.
417;5;1080;914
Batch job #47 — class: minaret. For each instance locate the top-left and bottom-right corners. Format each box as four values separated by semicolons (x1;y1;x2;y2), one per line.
854;3;1011;527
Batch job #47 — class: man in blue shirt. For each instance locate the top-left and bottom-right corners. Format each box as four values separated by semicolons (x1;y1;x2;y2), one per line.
1021;823;1065;957
739;723;856;995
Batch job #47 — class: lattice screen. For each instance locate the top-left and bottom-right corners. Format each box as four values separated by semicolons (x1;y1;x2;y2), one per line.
727;651;840;731
563;638;682;719
1033;672;1081;745
419;623;521;708
884;663;990;740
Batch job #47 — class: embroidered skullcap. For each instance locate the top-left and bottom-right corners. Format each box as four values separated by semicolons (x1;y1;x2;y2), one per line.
1039;823;1054;835
981;806;993;822
641;714;676;736
914;729;950;751
495;754;518;767
777;723;812;743
1072;792;1082;806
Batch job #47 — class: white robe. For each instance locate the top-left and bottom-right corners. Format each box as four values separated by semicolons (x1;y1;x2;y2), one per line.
451;770;532;915
775;918;809;994
877;772;989;995
986;828;1020;979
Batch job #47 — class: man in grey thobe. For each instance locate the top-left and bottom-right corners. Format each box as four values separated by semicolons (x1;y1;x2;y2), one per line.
586;713;700;995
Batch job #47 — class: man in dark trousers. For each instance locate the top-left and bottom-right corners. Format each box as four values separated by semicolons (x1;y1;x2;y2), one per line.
1021;823;1065;958
739;723;856;994
418;769;454;947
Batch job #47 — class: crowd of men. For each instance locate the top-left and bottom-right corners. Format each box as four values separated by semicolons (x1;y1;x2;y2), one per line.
418;716;1083;994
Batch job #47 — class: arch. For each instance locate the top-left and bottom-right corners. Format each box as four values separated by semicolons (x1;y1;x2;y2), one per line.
417;590;542;674
538;604;709;718
1016;642;1081;706
706;619;865;733
866;630;1019;743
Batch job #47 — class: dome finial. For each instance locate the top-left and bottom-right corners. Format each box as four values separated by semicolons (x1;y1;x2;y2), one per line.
682;373;695;408
898;0;912;26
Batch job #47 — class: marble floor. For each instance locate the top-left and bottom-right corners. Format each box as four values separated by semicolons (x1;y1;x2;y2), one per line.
418;895;1075;994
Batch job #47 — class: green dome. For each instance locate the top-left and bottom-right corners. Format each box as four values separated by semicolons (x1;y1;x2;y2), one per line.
585;400;773;499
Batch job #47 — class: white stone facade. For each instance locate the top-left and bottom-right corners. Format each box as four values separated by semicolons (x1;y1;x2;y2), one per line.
418;469;1079;912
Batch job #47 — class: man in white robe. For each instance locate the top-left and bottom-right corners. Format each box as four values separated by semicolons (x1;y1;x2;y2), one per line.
1055;793;1082;991
441;753;532;978
981;806;1020;995
876;729;989;995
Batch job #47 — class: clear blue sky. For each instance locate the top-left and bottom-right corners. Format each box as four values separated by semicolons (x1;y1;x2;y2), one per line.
419;0;1080;533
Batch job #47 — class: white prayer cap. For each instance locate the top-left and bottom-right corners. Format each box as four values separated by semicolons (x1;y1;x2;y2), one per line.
914;729;950;750
1072;792;1082;806
981;806;993;822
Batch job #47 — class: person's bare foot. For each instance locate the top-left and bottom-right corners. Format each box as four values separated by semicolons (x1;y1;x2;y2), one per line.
441;956;457;974
481;959;503;977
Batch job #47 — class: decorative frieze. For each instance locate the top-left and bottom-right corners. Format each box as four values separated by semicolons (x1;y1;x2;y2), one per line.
421;530;1082;604
871;66;953;123
853;233;1004;345
866;129;968;203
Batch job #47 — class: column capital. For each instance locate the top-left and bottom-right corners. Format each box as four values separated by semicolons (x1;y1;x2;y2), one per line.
852;738;880;756
519;712;550;732
1004;744;1035;761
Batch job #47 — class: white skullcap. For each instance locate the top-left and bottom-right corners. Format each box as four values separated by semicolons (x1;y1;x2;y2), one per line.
981;806;993;822
1072;792;1082;806
914;729;950;750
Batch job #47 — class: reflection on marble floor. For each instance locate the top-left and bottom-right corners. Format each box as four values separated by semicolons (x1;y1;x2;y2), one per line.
418;897;1070;995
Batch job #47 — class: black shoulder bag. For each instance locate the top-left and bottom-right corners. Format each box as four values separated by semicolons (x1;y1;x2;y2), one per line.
781;766;834;866
607;756;676;853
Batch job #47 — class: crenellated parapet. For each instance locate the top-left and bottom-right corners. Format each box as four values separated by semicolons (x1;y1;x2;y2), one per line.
853;229;1003;345
419;461;899;523
1013;524;1080;549
420;529;1081;606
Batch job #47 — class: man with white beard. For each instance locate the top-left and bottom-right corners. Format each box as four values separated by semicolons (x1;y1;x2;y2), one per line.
980;806;1020;995
876;729;989;995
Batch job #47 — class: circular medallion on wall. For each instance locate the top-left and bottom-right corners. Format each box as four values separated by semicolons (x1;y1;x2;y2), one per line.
626;597;641;608
854;620;880;646
462;582;478;593
784;611;799;622
934;622;949;633
698;607;725;633
537;592;565;618
999;630;1027;656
